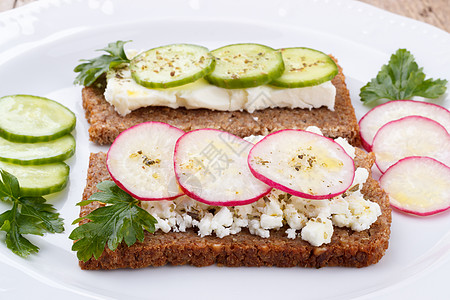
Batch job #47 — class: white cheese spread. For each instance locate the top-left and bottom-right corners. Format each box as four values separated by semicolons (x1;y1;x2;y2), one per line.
104;66;336;116
141;128;381;247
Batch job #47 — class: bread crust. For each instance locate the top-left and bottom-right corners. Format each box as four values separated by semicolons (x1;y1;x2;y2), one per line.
82;57;361;146
78;149;391;270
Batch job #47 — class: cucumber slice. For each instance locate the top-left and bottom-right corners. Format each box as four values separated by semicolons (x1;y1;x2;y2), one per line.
0;95;76;143
0;134;75;165
130;44;215;89
0;161;69;196
205;43;285;89
270;48;338;88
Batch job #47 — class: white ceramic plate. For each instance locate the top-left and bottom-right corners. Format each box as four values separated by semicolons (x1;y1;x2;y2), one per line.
0;0;449;299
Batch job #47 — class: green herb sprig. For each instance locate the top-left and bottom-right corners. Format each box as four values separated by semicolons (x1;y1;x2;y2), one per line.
69;180;156;262
360;48;447;104
0;170;64;257
73;40;131;86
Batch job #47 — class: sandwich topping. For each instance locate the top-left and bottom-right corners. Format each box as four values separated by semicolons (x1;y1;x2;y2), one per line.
98;43;338;116
138;127;381;247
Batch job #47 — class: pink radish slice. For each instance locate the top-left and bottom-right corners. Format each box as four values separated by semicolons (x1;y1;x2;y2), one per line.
359;100;450;151
380;157;450;216
248;129;355;200
107;122;185;201
372;116;450;173
174;129;271;206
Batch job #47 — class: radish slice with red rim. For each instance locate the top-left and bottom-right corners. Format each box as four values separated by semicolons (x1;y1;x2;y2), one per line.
107;122;185;201
174;129;271;206
373;116;450;173
359;100;450;151
248;129;355;199
380;156;450;216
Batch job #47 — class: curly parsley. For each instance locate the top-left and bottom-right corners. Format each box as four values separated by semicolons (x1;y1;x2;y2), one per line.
69;180;157;262
360;49;447;104
0;170;64;257
73;40;131;86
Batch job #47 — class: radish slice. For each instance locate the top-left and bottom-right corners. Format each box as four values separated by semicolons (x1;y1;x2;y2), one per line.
248;129;355;199
359;100;450;151
380;157;450;216
174;129;271;206
373;116;450;173
107;122;185;201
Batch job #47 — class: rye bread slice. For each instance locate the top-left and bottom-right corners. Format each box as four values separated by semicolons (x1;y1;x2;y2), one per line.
78;148;391;270
82;57;361;146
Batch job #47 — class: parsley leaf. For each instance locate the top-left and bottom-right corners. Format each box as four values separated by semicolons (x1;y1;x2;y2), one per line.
73;40;131;86
69;180;157;262
0;170;64;257
19;197;65;234
360;49;447;104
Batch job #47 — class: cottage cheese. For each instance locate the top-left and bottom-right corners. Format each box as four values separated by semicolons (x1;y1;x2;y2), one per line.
141;167;381;247
104;65;336;116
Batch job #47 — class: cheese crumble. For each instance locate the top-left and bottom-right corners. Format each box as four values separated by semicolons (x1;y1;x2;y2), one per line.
141;167;381;247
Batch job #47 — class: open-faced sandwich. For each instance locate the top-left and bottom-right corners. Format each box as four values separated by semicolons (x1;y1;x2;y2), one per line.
79;42;361;146
72;42;391;269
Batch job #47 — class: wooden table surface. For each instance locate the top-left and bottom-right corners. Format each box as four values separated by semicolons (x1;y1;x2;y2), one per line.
0;0;449;32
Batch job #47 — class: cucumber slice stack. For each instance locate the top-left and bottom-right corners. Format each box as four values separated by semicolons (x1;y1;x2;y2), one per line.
127;43;338;90
0;95;75;196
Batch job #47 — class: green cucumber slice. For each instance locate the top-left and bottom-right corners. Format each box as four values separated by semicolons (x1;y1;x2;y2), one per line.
130;44;216;89
205;43;285;89
270;47;338;88
0;161;69;196
0;95;76;143
0;134;75;165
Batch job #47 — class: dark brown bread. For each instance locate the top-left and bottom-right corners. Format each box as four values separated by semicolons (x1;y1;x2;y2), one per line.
82;57;361;146
78;149;391;270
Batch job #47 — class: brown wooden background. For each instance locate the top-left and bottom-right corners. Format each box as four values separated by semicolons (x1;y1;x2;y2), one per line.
0;0;448;32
